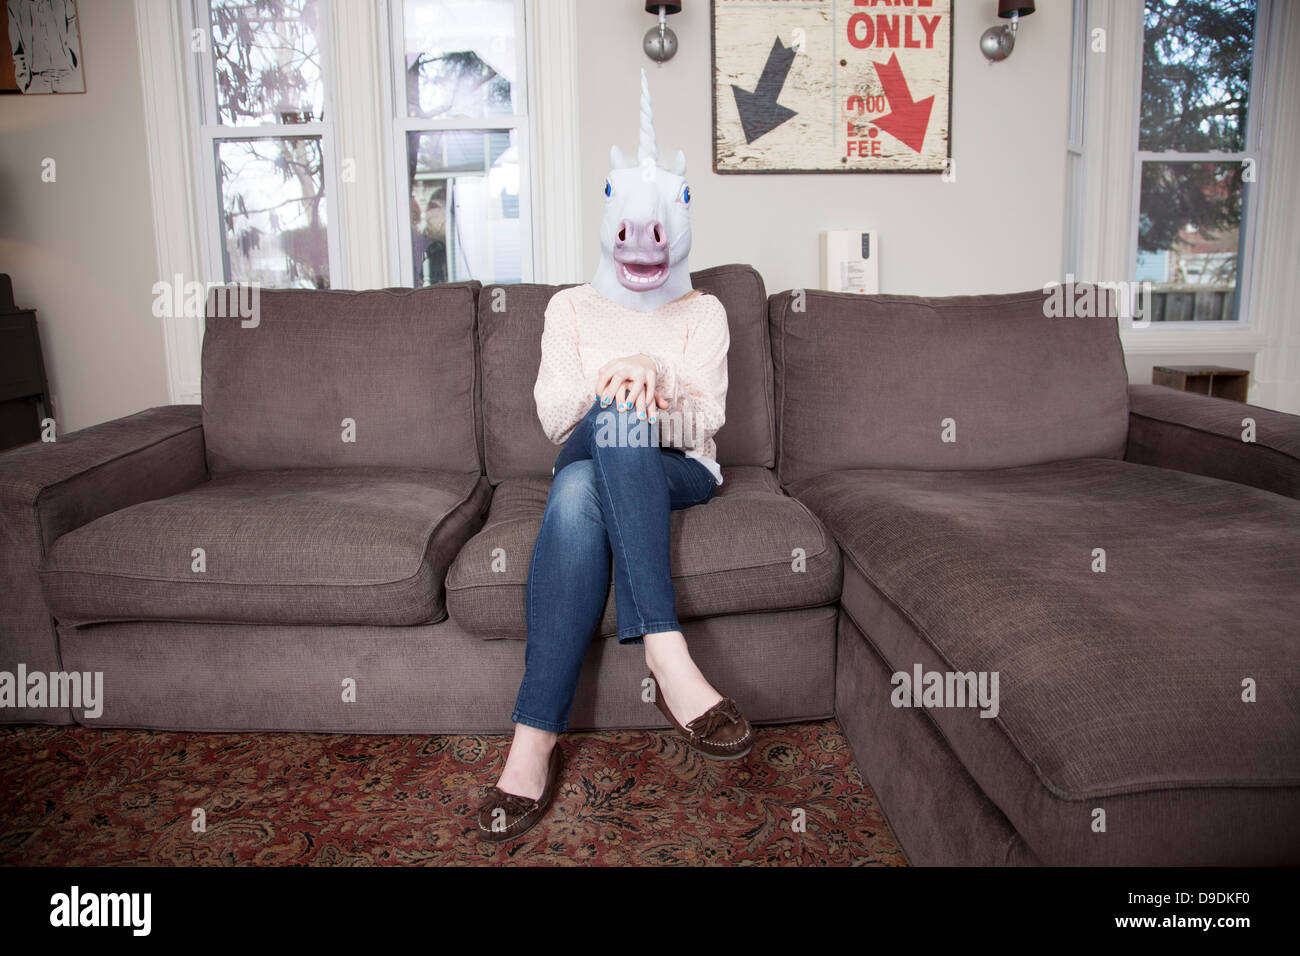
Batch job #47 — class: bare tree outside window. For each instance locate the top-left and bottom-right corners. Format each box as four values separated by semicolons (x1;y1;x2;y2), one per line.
210;0;323;126
1135;0;1258;322
203;0;330;288
217;137;328;289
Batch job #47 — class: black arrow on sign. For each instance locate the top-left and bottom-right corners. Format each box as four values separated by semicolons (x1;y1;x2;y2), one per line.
731;37;798;144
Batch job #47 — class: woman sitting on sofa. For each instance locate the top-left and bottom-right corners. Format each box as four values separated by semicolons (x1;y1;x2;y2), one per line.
476;71;753;842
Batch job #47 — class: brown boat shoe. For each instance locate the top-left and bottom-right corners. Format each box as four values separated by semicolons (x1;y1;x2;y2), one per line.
647;672;755;760
476;742;563;843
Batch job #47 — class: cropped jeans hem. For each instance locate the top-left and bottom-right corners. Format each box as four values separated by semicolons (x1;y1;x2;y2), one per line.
617;619;682;645
510;709;568;734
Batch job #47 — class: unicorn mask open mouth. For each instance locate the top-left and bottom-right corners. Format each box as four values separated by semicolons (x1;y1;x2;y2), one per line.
618;260;668;287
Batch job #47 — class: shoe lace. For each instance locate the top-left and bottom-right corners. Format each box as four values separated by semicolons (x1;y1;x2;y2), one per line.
686;697;742;740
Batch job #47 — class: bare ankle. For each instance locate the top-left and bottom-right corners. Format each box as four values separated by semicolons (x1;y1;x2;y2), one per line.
496;725;559;799
644;630;687;671
512;723;558;753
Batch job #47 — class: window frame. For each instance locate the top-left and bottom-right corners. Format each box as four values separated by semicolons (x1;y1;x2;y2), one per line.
1062;0;1089;277
386;0;536;287
184;0;347;289
1122;0;1272;329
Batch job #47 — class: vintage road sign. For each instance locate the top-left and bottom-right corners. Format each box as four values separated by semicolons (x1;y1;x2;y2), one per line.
712;0;953;173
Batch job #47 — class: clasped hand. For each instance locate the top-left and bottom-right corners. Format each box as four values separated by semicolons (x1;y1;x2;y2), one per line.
595;354;670;421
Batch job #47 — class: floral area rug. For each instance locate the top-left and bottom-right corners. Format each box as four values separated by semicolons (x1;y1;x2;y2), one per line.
0;718;905;866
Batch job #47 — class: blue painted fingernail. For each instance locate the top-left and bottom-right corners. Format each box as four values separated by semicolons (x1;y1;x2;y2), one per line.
648;416;656;423
637;410;645;420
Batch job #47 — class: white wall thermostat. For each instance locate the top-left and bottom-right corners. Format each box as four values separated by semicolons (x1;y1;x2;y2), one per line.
820;229;879;295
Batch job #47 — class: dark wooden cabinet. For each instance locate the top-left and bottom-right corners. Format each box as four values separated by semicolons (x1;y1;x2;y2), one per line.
0;275;54;451
1152;365;1250;403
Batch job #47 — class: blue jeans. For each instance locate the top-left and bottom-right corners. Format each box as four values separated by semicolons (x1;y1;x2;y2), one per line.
511;401;718;733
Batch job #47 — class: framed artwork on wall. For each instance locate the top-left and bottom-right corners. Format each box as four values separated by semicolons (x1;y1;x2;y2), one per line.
2;0;84;95
712;0;951;173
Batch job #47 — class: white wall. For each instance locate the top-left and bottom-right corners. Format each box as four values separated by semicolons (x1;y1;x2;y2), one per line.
0;0;169;433
575;0;1073;296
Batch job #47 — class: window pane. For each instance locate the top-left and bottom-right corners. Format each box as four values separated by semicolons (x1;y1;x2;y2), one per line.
209;0;324;126
1139;0;1256;152
1137;161;1244;321
216;137;329;288
407;129;521;285
402;0;517;119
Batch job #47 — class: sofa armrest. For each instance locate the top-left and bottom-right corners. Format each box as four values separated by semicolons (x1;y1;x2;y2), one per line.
0;405;207;723
1124;384;1300;499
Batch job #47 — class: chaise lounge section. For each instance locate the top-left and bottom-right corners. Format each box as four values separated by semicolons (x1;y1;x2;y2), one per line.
770;288;1300;865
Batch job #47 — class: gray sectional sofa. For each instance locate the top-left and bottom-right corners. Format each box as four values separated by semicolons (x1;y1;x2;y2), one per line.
1;264;1297;865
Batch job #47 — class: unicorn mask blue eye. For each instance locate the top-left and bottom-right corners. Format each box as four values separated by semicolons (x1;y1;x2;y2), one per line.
590;68;694;313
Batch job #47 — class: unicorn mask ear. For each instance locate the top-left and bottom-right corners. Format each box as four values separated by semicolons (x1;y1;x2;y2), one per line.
610;144;632;170
670;149;686;176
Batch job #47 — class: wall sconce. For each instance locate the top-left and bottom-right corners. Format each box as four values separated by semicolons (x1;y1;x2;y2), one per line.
643;2;682;63
980;0;1035;63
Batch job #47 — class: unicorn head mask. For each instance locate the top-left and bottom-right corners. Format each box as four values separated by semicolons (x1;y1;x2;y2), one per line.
590;69;693;313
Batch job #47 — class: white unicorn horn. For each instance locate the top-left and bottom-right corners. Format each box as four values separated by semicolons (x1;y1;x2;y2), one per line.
637;67;658;166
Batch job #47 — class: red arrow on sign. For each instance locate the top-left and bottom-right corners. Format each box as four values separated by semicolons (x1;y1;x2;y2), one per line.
871;53;934;153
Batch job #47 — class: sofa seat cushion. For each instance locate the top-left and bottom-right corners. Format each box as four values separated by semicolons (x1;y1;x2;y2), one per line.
445;466;841;638
791;459;1300;863
40;469;490;627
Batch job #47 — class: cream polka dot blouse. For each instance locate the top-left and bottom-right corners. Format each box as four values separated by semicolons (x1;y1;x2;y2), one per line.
532;284;729;484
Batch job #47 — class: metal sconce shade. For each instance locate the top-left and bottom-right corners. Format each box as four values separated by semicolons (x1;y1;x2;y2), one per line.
979;28;1013;61
644;1;682;62
982;0;1034;62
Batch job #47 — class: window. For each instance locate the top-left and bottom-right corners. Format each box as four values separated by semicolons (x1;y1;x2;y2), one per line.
183;0;538;295
142;0;574;402
192;0;338;290
1130;0;1265;323
391;0;531;286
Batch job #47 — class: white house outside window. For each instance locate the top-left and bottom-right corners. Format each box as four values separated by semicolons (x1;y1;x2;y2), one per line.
391;0;532;286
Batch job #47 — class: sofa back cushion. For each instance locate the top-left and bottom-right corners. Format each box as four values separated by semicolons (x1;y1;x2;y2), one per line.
202;282;482;476
769;287;1130;485
478;263;774;482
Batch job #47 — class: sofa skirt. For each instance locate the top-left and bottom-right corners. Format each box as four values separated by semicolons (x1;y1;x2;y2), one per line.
52;605;838;734
835;611;1041;866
